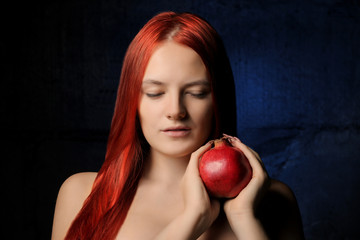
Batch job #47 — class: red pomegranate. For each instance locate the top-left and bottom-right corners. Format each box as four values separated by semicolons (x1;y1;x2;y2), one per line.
199;138;252;198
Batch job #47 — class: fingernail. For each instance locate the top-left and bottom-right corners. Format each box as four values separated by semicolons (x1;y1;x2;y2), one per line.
234;136;242;143
223;133;242;143
222;133;233;140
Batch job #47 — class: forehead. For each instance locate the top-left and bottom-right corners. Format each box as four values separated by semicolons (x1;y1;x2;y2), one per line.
143;41;208;83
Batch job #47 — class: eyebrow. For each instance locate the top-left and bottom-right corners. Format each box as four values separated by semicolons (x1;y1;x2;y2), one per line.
184;80;210;88
142;79;164;86
142;79;210;87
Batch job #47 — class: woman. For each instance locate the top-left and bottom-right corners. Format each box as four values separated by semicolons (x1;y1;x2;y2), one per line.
52;12;304;239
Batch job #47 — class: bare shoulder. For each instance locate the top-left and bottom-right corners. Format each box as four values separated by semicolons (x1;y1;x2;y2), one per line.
61;172;97;193
56;172;97;207
257;179;305;240
269;179;297;201
51;172;97;240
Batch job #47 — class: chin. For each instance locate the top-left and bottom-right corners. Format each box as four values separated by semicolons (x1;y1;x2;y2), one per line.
162;145;194;158
162;138;205;158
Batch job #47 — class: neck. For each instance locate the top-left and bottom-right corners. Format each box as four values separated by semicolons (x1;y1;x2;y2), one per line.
142;149;190;185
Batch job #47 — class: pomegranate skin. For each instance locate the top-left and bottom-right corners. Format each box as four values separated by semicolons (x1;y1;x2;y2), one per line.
199;139;252;198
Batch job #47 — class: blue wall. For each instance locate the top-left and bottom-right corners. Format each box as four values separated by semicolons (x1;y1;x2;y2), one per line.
3;0;359;239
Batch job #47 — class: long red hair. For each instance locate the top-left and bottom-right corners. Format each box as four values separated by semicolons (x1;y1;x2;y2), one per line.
65;11;236;239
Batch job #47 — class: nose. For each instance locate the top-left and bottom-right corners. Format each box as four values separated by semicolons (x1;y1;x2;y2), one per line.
166;94;187;120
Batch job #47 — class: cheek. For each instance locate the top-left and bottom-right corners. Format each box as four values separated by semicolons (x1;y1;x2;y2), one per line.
190;100;214;129
138;98;162;133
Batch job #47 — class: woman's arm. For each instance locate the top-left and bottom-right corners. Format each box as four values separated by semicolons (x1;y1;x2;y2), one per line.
223;135;270;240
223;135;304;240
154;141;220;240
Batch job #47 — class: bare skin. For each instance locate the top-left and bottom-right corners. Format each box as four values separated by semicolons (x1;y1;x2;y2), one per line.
52;152;303;240
52;137;304;239
52;41;304;239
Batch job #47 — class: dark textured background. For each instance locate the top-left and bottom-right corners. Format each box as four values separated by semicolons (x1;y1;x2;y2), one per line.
2;0;360;239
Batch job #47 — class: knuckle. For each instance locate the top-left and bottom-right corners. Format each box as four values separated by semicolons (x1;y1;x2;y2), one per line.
256;170;269;182
190;151;199;159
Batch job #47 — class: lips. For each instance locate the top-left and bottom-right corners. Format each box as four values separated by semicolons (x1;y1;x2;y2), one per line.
161;126;191;137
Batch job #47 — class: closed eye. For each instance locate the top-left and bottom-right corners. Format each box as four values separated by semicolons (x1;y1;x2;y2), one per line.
186;91;210;99
145;92;164;98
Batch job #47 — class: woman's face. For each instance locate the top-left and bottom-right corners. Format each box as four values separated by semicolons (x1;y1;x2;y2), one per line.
138;41;213;159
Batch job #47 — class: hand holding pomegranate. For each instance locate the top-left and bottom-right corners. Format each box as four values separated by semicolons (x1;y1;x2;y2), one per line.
172;135;270;239
221;134;271;239
197;135;271;239
178;141;220;239
155;141;221;240
199;137;253;198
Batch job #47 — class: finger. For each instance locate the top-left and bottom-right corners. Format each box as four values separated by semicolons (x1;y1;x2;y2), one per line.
248;147;266;169
248;147;261;161
222;134;264;173
188;140;213;170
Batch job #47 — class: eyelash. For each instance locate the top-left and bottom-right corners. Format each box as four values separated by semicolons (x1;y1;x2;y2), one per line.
186;92;208;98
145;91;209;99
146;93;164;98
